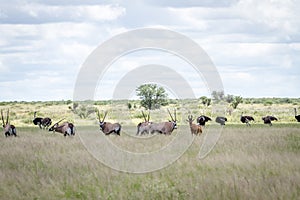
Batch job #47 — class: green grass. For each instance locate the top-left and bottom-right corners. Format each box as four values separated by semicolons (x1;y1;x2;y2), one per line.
0;124;300;199
1;99;299;127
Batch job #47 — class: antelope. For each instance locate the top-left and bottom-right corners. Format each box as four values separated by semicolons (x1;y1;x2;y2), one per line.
1;109;17;137
33;111;52;129
97;111;121;135
136;110;152;135
48;119;75;136
148;109;177;135
187;115;202;135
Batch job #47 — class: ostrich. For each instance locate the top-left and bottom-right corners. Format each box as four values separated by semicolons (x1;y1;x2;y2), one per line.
33;111;52;129
33;112;43;128
240;113;255;126
215;116;227;125
294;108;300;122
197;115;212;126
262;116;278;126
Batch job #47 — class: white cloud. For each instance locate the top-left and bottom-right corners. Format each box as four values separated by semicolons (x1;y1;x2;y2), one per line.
167;7;208;30
0;22;127;71
0;75;73;101
0;60;8;72
0;0;299;100
20;3;126;22
234;0;299;35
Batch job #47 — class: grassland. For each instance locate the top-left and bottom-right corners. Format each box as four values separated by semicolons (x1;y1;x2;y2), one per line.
0;100;300;199
0;99;299;127
0;124;299;199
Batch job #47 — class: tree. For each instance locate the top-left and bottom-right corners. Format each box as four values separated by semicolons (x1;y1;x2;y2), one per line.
200;96;211;107
225;94;234;103
69;102;95;119
136;84;169;110
211;90;225;102
231;96;243;109
127;102;132;110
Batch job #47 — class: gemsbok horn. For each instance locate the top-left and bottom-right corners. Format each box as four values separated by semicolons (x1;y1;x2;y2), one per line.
148;109;177;135
48;118;75;137
1;109;17;137
97;110;121;136
136;110;152;135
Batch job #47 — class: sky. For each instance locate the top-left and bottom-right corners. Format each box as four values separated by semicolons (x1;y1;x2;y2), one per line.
0;0;299;101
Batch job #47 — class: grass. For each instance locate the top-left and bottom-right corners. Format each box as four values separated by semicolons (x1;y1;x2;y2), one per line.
0;124;300;199
0;99;299;127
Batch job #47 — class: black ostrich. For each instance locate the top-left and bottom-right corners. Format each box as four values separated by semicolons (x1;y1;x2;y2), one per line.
197;115;212;126
262;116;278;126
240;113;255;126
215;116;227;125
33;111;43;127
33;111;52;129
294;108;300;122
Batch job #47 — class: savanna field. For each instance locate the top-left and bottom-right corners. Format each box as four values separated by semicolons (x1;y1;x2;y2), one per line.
0;99;300;199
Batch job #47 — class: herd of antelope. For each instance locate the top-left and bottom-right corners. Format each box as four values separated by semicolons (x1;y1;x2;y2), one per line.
136;109;177;135
1;107;300;137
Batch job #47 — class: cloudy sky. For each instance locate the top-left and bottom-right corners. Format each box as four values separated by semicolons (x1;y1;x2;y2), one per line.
0;0;299;101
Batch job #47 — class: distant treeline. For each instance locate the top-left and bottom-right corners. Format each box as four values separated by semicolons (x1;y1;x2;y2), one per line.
0;97;299;106
242;97;300;105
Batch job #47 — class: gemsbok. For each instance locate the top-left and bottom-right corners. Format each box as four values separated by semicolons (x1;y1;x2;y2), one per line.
48;119;75;136
97;111;121;135
187;115;202;135
33;111;52;129
1;109;17;137
136;110;152;135
148;109;177;135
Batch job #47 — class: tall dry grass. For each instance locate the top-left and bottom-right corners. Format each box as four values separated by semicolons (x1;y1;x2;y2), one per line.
0;124;299;199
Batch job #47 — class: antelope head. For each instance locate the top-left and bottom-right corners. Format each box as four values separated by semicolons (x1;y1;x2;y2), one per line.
187;115;195;124
97;110;108;129
48;118;65;132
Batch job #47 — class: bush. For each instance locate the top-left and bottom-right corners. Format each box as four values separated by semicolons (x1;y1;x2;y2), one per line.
264;100;273;106
127;102;132;110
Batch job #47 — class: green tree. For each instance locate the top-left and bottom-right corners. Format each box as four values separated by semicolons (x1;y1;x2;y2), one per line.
136;84;169;110
127;102;132;110
200;96;211;107
69;103;95;119
231;96;243;109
